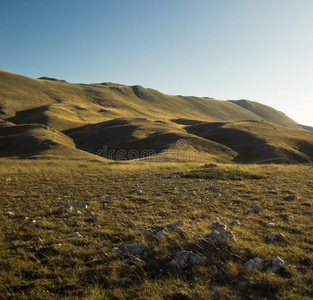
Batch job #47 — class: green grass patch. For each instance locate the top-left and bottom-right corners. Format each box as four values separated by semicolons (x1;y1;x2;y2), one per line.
178;168;267;180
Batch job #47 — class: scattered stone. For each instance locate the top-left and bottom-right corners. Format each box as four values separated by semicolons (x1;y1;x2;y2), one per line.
205;186;216;191
133;189;142;194
111;247;120;253
211;217;227;230
31;236;42;241
266;223;276;227
155;220;185;238
271;256;284;273
3;211;15;216
284;194;298;201
117;197;127;201
168;173;180;178
86;216;98;222
201;163;217;168
244;257;264;269
140;228;154;236
167;250;207;269
158;210;167;217
285;215;294;220
94;224;101;229
112;243;144;257
127;257;146;265
268;233;285;243
230;220;241;227
59;204;73;214
73;232;83;238
73;201;87;209
250;206;264;213
162;253;174;260
209;229;237;243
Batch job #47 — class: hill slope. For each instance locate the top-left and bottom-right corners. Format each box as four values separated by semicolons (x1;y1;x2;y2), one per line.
1;69;313;163
187;120;313;163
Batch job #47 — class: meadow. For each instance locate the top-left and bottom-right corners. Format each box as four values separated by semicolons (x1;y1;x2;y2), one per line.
1;159;313;299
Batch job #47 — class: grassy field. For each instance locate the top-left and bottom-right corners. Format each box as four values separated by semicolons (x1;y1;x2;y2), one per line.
1;159;313;299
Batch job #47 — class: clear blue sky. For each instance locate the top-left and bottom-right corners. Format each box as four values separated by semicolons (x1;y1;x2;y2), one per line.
1;0;313;126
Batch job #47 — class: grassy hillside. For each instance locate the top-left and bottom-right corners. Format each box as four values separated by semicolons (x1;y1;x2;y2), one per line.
187;120;313;163
0;119;108;160
64;117;237;162
1;69;312;163
229;99;302;130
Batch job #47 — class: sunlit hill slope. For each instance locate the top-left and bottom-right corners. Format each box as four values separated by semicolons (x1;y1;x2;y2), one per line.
0;69;313;163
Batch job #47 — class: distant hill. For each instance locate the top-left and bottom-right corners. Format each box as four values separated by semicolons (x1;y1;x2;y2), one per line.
1;69;313;163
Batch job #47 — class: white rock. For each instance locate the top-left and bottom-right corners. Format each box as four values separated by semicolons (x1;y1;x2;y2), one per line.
209;229;237;243
155;220;185;238
168;250;207;269
268;233;285;243
31;236;42;241
230;220;241;226
73;232;83;238
3;211;14;216
73;201;87;209
244;257;264;269
211;217;227;230
271;256;284;273
112;243;144;257
133;189;142;194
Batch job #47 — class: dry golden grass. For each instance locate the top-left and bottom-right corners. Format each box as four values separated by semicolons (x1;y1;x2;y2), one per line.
1;159;313;299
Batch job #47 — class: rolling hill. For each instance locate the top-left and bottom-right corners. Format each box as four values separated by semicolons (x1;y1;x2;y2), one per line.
1;69;313;163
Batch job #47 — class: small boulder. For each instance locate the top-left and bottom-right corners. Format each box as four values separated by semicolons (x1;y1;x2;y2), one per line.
168;250;206;269
268;233;285;243
73;201;87;209
155;220;185;238
73;232;83;238
250;206;264;213
209;229;237;243
112;243;144;257
284;194;298;201
211;217;227;230
244;257;264;269
133;189;142;194
140;228;154;236
3;211;14;216
230;220;241;227
205;186;216;191
271;256;284;273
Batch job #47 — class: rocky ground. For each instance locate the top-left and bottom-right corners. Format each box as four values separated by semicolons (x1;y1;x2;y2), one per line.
0;160;313;299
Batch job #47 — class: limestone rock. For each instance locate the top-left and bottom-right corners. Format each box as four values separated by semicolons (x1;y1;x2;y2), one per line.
73;232;83;238
168;250;206;269
112;243;144;257
209;229;237;243
271;256;284;273
73;201;87;209
284;194;298;201
268;233;285;243
244;257;264;269
155;220;185;238
250;206;264;213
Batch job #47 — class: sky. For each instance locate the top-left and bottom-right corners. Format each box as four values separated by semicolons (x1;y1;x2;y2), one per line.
1;0;313;126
